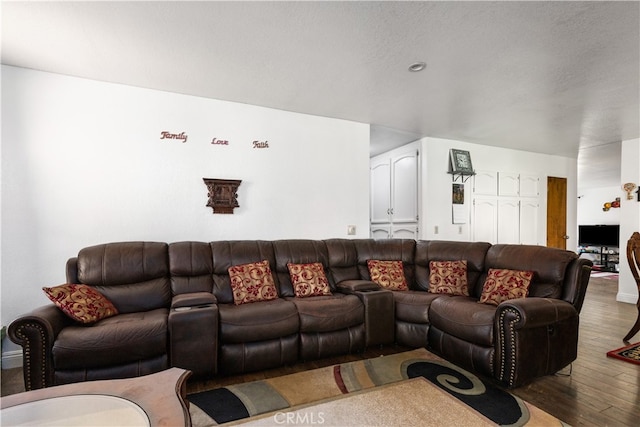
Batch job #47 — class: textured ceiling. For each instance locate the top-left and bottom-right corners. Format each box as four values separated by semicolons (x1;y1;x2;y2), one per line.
2;1;638;190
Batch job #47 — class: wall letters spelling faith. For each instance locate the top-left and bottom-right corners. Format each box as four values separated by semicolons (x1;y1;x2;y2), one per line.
253;140;269;149
160;131;188;143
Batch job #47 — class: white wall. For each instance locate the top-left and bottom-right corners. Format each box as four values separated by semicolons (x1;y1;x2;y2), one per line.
577;186;622;227
419;137;578;248
1;66;370;360
618;138;640;304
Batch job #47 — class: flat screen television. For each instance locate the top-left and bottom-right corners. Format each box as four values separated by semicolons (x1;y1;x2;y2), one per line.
578;224;620;247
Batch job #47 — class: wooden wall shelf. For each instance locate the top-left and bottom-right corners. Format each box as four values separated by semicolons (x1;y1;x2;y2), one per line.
203;178;242;214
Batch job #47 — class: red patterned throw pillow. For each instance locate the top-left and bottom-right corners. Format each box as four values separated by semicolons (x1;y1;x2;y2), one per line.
367;260;408;291
43;284;118;324
429;260;469;296
287;262;332;298
479;268;534;305
228;260;279;305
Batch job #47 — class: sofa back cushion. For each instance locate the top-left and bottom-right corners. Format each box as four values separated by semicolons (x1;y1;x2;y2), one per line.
75;242;171;313
415;240;491;293
353;239;416;288
482;244;578;299
324;239;360;284
209;241;279;304
272;240;332;296
169;241;214;295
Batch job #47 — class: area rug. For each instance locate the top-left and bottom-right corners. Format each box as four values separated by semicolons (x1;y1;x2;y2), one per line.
188;348;563;426
230;377;497;426
607;341;640;365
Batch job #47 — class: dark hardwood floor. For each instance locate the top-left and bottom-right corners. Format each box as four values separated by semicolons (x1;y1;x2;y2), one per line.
2;275;638;426
510;276;639;427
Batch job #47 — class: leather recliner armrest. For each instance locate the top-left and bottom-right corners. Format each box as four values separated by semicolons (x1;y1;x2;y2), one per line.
497;297;577;329
336;280;381;294
171;292;217;309
169;292;218;376
8;305;74;390
495;297;579;387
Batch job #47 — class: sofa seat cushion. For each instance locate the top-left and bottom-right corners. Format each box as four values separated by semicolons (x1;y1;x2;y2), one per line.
219;299;299;343
288;294;363;333
394;291;444;324
53;308;168;370
428;296;496;346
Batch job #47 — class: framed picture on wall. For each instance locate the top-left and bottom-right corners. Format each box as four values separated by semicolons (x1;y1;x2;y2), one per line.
452;184;464;204
449;149;474;173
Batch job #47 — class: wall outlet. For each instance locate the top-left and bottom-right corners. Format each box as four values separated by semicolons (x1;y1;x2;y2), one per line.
459;225;463;234
347;225;356;235
434;225;439;234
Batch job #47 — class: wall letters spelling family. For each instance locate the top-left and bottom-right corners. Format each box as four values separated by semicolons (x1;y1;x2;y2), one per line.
160;131;188;143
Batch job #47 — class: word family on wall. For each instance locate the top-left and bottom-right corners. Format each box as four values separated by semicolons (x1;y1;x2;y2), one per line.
159;131;270;149
160;131;188;143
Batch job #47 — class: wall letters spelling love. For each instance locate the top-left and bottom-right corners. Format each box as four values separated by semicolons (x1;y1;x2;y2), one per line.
160;131;188;143
211;138;229;145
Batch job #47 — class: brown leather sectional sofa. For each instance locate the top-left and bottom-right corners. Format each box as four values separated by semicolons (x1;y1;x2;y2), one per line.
8;238;592;391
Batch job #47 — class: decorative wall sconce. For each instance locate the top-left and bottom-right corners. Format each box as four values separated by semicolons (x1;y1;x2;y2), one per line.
622;182;637;200
202;178;242;214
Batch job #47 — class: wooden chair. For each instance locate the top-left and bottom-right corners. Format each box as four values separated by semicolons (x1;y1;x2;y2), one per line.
623;231;640;342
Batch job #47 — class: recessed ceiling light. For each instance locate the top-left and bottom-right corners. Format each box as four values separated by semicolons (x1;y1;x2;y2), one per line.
408;62;426;72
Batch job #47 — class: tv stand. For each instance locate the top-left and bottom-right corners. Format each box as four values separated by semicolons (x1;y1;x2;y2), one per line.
579;246;619;272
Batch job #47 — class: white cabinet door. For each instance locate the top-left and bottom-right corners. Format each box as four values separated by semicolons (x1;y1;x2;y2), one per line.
391;153;419;223
370;144;420;239
371;225;391;240
472;198;497;243
497;199;520;244
392;224;419;239
498;172;520;196
473;170;498;195
370;161;391;224
520;174;540;197
519;199;539;245
472;170;540;246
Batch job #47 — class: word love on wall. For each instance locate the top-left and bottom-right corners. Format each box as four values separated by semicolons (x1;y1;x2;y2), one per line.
160;131;188;143
211;137;229;145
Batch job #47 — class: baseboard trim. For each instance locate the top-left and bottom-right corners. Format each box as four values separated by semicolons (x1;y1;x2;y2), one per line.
1;350;23;369
617;292;637;304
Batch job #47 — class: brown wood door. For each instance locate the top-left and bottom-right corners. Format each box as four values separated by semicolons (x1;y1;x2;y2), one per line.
547;177;567;249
